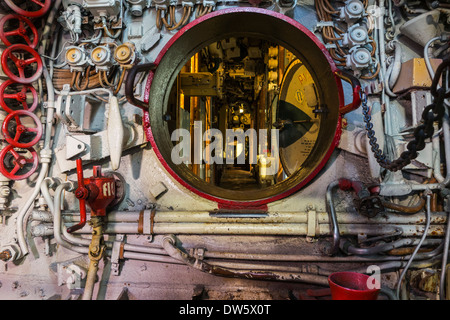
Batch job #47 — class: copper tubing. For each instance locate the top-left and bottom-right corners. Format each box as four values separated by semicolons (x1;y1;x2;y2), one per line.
113;66;128;95
100;70;117;88
180;6;192;27
74;66;91;91
360;62;380;80
321;0;339;14
53;69;101;90
167;6;187;31
382;197;426;214
161;7;174;29
156;8;162;30
196;4;210;18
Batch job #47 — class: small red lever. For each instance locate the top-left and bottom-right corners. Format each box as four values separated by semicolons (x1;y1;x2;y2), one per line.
67;158;87;233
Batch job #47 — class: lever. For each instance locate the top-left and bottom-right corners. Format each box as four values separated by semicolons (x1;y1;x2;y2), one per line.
107;95;124;171
67;158;87;233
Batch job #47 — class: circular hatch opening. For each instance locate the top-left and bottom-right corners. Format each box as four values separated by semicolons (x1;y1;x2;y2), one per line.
144;8;344;205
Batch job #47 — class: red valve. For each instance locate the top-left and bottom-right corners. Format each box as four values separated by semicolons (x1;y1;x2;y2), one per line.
68;159;118;233
0;144;38;180
2;109;42;148
1;44;43;84
0;14;39;48
3;0;51;18
0;80;38;113
68;158;87;233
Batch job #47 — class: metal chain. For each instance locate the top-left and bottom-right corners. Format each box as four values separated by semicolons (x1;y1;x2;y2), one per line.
362;59;449;172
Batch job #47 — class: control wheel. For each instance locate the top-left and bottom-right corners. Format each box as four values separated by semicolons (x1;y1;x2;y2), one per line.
1;44;43;84
0;14;39;48
3;0;51;18
0;145;39;180
2;110;42;148
0;80;38;113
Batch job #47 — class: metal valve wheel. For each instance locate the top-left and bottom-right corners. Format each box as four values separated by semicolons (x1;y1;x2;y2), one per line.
0;144;38;180
0;80;38;113
2;0;51;18
1;110;42;148
0;14;39;48
1;44;43;84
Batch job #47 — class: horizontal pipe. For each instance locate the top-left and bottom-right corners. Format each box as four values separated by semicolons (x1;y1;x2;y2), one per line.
63;210;448;225
68;222;446;237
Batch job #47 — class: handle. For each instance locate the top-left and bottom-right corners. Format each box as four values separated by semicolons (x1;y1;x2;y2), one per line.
335;71;362;114
67;158;87;233
125;62;157;110
107;95;124;170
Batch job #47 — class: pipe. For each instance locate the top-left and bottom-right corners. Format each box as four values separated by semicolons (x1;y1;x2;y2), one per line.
326;181;340;256
82;216;106;300
440;197;450;300
340;238;418;256
388;41;402;89
63;209;449;225
41;178;91;247
161;235;329;286
395;194;432;300
15;163;49;257
382;197;426;214
378;0;392;135
53;182;89;254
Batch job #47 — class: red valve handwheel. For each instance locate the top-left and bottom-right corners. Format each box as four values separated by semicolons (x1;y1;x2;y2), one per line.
0;80;38;113
3;0;51;18
1;44;43;84
0;14;39;48
2;110;42;148
0;144;38;180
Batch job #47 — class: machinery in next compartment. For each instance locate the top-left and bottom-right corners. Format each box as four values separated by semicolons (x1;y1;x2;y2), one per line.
0;0;449;301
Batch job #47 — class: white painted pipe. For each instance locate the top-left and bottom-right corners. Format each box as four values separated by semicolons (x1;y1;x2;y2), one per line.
64;210;448;225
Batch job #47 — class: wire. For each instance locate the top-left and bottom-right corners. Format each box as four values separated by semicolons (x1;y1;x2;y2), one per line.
395;194;432;300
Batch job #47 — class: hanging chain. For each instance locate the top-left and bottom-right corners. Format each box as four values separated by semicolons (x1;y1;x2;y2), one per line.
362;59;449;172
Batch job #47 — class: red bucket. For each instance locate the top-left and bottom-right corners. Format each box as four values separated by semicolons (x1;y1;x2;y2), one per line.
328;272;380;300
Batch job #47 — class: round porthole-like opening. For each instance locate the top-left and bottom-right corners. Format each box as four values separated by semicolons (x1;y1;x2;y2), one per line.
144;8;345;205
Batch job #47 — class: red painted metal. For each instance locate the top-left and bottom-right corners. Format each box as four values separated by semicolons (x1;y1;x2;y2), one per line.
0;144;38;180
67;158;88;233
142;8;354;208
2;109;42;148
3;0;51;18
0;80;38;113
68;159;118;233
1;44;43;84
328;272;380;300
0;14;39;48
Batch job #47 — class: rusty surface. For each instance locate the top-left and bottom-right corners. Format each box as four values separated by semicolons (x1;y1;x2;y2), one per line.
138;210;144;234
382;197;426;214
